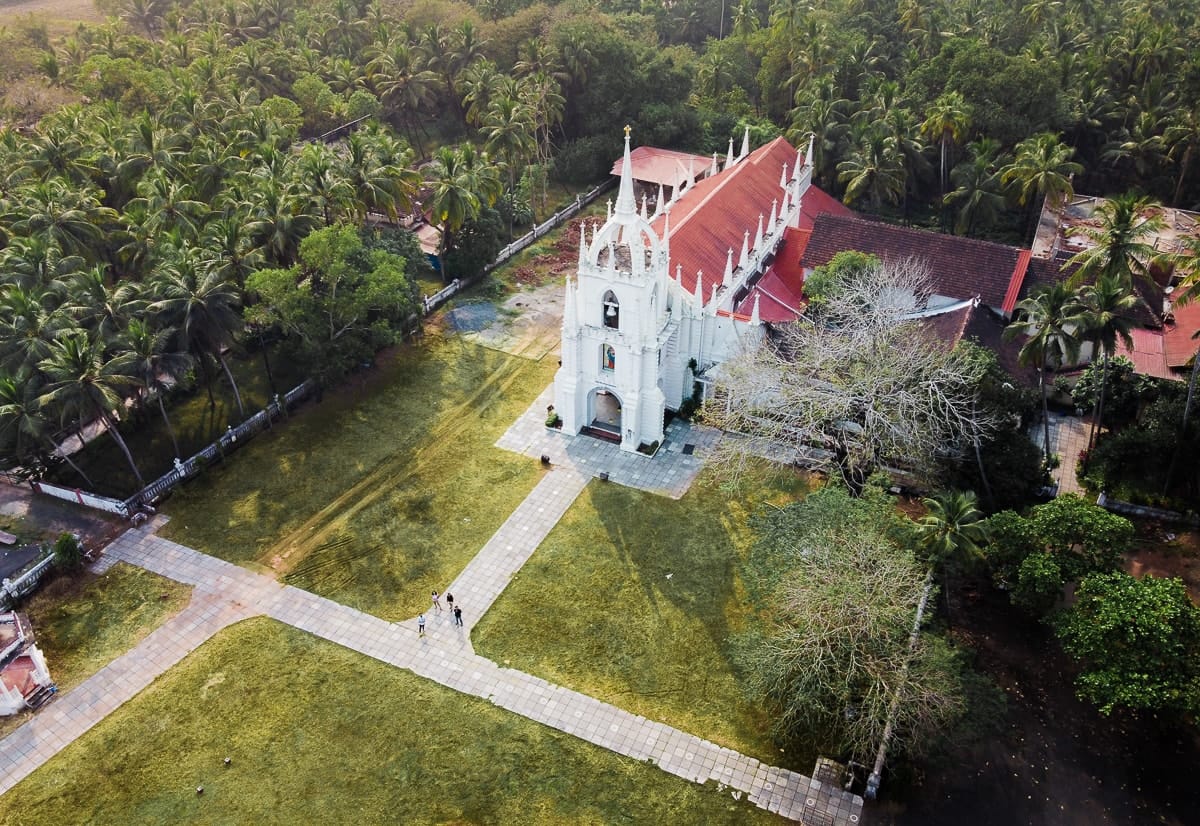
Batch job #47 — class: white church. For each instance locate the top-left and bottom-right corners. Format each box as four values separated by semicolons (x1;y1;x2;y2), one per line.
553;127;843;453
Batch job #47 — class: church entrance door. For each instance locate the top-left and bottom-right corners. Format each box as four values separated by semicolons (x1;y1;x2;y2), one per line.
589;389;622;436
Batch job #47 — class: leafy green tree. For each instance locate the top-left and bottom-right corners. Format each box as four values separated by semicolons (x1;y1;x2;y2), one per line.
441;206;506;283
1058;571;1200;716
1028;493;1131;578
246;224;419;385
800;250;879;309
944;138;1006;235
52;530;83;570
1011;552;1064;617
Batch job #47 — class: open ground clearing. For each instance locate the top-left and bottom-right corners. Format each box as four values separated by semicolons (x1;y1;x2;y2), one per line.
475;465;812;769
0;617;783;825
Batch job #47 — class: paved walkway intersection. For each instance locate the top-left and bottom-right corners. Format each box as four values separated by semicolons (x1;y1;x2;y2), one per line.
0;403;863;824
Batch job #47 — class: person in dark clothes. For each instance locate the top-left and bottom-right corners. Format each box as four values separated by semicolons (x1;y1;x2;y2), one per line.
453;606;463;627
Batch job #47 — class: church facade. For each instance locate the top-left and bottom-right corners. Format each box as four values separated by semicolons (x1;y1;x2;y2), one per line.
553;129;816;453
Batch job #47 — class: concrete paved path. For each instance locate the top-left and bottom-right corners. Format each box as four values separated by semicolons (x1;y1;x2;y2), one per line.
1;521;862;824
0;588;255;796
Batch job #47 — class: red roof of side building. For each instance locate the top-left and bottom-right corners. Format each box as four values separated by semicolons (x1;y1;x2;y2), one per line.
1164;296;1200;369
734;226;811;321
649;137;848;297
1116;328;1176;380
802;214;1031;314
609;146;715;189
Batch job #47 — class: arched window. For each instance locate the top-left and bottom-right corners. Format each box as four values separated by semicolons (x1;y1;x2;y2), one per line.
602;344;615;371
602;290;620;329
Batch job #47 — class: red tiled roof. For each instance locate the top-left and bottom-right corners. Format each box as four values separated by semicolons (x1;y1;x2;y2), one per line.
1116;328;1175;380
919;302;977;351
734;226;811;321
797;184;853;230
1164;296;1200;368
802;214;1030;311
609;146;715;188
649;138;844;297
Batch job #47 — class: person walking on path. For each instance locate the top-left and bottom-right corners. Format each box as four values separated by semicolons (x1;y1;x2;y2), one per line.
453;606;463;627
431;591;442;612
418;613;426;637
445;592;454;612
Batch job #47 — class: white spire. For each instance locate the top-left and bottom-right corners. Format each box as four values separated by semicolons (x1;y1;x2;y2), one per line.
615;125;636;218
694;270;704;304
710;152;719;176
740;127;750;160
750;292;761;325
578;220;587;265
640;193;648;220
753;213;765;252
710;283;719;308
769;198;778;228
739;229;750;270
723;247;734;286
726;136;736;169
653;183;665;218
794;140;805;180
606;198;612;221
676;263;683;282
780;163;789;189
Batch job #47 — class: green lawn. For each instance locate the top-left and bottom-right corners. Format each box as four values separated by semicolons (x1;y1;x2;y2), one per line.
160;335;556;619
474;465;813;769
48;347;306;499
0;563;190;739
0;618;783;825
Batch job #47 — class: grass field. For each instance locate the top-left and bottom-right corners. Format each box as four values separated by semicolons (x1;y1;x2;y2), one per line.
474;464;813;769
0;618;783;825
0;563;190;739
160;335;555;620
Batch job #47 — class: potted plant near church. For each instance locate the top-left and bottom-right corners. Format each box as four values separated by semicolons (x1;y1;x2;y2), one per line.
545;405;562;429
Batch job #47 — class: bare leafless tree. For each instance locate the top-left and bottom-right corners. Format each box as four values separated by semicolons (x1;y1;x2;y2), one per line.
705;257;993;493
748;520;963;764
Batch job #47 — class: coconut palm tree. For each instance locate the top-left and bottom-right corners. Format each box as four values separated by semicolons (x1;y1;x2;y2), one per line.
112;318;192;459
1001;132;1082;242
426;146;483;280
944;138;1006;235
915;489;990;624
0;373;94;486
483;95;536;236
148;251;245;418
920;91;972;197
1072;275;1142;451
1005;283;1083;467
37;333;144;489
1064;192;1166;287
837;124;906;210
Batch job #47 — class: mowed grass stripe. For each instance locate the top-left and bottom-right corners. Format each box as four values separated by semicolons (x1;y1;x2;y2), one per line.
0;618;784;826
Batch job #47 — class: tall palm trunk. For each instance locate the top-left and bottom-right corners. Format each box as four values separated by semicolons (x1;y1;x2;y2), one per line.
156;392;181;458
1039;361;1052;467
46;434;95;488
99;408;145;490
1089;350;1110;452
216;354;245;419
1164;351;1200;494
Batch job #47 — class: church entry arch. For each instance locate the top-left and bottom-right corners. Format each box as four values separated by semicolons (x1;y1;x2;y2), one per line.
587;386;622;439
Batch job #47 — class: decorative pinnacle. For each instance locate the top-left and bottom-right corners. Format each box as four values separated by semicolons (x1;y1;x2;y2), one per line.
624;124;631;137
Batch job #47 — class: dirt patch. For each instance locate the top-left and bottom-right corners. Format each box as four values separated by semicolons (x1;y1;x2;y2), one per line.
1;0;104;28
459;279;564;360
1126;525;1200;603
879;578;1200;826
0;481;124;550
